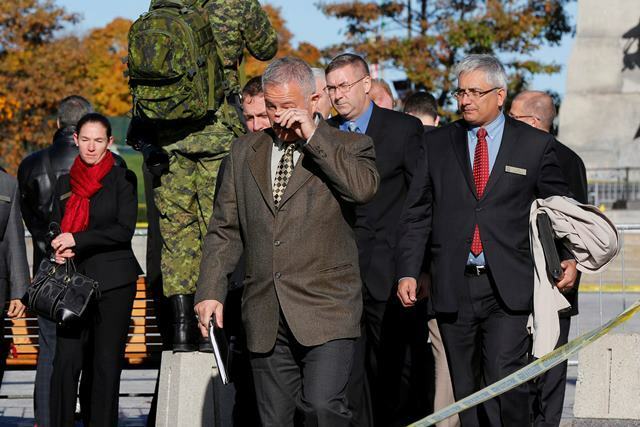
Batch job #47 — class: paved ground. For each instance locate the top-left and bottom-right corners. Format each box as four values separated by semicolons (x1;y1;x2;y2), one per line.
1;292;639;426
0;369;155;426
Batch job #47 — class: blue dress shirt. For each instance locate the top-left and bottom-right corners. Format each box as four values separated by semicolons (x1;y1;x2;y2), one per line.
466;113;505;266
339;101;374;134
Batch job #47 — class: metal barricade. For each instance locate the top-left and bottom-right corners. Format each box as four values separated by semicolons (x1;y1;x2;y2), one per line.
568;224;640;366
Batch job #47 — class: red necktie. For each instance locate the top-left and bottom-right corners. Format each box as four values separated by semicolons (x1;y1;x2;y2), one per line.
471;128;489;256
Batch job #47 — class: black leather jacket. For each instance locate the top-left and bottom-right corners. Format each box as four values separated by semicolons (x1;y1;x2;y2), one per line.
17;127;127;273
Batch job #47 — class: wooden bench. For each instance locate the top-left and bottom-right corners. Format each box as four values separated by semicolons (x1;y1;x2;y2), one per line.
3;277;163;367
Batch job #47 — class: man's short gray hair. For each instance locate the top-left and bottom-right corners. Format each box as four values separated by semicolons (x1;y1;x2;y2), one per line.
453;54;508;91
262;57;315;97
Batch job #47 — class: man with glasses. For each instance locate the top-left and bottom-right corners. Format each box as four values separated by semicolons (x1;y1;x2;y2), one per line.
396;55;577;426
510;90;587;427
325;53;424;426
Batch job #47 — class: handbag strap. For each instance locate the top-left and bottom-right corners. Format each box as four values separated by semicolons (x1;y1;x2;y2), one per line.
64;258;77;275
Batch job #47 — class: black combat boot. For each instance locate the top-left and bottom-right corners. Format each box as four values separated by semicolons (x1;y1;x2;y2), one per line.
170;294;198;352
199;335;213;353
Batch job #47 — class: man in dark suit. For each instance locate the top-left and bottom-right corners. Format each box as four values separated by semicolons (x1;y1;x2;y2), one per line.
0;168;29;395
510;90;588;427
396;55;578;427
0;169;29;325
194;57;379;427
404;91;460;427
324;53;424;426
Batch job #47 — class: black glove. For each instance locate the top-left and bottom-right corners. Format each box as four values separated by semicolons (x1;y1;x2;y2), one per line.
126;117;170;177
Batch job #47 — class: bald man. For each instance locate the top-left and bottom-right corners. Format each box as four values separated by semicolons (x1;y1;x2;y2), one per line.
510;90;587;427
369;78;395;110
311;67;333;119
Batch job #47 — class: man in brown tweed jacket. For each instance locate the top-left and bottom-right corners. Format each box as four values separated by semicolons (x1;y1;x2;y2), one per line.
194;57;379;427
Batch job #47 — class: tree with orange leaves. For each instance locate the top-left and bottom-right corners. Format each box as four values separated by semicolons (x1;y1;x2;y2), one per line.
319;0;574;113
0;0;87;173
82;18;133;117
244;4;322;78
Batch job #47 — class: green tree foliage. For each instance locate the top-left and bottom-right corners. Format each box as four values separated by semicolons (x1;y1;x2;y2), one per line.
318;0;574;111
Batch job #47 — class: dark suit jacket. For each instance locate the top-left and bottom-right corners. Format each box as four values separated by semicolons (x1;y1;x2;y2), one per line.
329;104;423;301
195;121;379;353
0;171;29;305
554;139;587;205
554;138;588;317
396;116;570;313
53;167;142;292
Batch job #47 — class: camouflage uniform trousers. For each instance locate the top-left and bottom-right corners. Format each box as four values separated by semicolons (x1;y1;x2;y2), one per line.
155;118;235;297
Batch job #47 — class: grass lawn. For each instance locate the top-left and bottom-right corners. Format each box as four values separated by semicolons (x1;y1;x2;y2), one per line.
117;146;147;224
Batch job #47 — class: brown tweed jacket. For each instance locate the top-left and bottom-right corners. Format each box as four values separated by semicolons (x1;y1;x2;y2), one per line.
195;121;379;353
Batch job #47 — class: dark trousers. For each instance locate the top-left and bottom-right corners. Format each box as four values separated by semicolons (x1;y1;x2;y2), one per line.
34;316;57;427
348;287;433;427
348;287;380;427
531;317;571;427
250;313;355;427
437;272;530;427
50;283;136;427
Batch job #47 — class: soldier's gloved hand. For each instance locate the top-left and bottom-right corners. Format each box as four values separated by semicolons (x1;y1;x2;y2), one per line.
142;144;170;177
126;117;156;150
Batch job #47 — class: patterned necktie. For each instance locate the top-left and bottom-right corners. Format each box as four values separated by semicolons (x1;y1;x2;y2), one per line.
347;121;360;133
471;127;489;256
273;144;296;208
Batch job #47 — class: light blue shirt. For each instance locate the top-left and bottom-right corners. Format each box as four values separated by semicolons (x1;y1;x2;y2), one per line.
466;113;505;266
339;101;374;134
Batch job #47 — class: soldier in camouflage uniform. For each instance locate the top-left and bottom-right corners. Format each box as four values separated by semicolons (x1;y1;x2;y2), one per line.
151;0;277;351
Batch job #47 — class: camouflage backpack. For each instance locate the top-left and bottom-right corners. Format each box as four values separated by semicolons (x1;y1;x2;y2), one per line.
127;0;224;121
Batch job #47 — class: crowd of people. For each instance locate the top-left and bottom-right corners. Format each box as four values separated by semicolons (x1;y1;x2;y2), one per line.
0;1;594;427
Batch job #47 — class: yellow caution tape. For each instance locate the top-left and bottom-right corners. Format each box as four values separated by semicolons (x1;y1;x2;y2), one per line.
407;299;640;427
579;284;640;293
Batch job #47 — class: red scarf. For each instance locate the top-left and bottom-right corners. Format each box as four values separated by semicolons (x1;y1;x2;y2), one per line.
61;151;114;233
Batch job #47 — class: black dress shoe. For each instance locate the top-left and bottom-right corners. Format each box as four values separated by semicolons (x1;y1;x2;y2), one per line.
170;294;198;352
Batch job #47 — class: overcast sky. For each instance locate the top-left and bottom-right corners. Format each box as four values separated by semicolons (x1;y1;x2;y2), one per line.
57;0;577;95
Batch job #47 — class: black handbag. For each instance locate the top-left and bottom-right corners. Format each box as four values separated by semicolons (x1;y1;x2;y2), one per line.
23;224;100;326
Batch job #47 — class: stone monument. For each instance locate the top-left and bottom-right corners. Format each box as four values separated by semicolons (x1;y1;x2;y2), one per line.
558;0;640;172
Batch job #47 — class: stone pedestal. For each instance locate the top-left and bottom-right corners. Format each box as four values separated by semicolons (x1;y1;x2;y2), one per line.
156;351;219;427
558;0;640;171
574;333;640;419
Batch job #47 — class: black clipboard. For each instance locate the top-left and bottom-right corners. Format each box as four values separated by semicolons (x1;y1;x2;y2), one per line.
536;212;563;281
209;317;231;385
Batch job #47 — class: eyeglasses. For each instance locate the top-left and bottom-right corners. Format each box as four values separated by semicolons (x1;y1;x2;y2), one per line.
509;113;539;121
325;75;369;96
452;87;500;100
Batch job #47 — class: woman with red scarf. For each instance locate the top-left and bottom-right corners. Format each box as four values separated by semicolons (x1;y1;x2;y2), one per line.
48;113;142;427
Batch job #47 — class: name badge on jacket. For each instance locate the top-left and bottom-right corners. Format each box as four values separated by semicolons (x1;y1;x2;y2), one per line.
505;165;527;176
0;194;11;203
